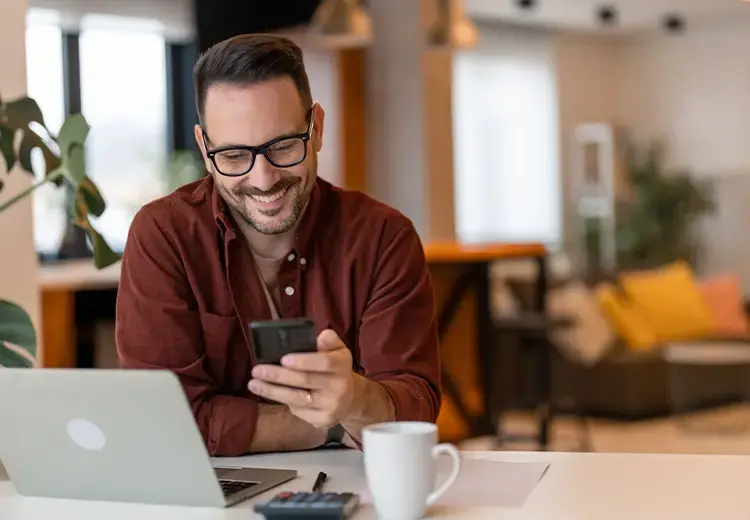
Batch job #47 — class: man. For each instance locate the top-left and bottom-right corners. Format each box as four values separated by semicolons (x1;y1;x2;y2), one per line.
116;33;441;456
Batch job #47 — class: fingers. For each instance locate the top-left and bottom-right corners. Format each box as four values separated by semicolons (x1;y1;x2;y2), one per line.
317;329;345;352
247;379;317;408
247;379;337;423
276;329;350;372
281;351;340;373
250;364;327;390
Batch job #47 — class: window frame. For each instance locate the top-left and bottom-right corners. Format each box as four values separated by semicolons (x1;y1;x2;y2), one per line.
26;17;199;262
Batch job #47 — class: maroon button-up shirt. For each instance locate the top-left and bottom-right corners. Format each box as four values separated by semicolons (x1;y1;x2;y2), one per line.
115;175;441;456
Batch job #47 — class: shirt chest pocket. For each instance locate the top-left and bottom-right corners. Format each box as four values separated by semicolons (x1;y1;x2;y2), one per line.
198;311;250;389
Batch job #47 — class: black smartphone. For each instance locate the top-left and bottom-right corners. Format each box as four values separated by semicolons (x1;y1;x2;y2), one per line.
249;318;318;365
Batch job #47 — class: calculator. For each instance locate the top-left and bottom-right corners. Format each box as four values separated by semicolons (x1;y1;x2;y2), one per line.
253;491;360;519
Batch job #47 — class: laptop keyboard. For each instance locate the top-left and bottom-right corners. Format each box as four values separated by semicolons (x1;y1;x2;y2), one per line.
220;479;258;497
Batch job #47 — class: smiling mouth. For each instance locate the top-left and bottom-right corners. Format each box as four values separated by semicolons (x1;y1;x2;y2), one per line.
249;186;289;204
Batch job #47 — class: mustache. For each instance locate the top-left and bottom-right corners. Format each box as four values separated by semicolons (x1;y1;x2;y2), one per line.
234;178;299;197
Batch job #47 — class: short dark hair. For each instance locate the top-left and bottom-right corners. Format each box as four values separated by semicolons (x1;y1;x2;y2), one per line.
193;33;313;123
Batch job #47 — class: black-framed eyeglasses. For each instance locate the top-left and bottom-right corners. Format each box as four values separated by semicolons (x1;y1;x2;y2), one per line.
202;108;314;177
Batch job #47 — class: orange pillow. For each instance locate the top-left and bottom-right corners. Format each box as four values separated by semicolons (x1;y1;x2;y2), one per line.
596;283;657;351
618;261;716;343
698;273;750;337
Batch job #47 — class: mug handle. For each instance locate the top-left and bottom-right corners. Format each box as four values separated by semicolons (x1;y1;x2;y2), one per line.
426;443;461;506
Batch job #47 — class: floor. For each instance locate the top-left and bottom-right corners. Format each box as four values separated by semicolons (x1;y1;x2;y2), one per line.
460;405;750;455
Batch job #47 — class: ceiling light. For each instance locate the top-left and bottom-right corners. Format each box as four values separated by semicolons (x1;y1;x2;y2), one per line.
596;5;618;26
427;0;480;49
662;13;686;34
308;0;373;48
516;0;538;11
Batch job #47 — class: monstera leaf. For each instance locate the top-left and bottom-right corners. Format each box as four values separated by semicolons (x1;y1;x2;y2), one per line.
0;93;120;367
0;300;36;368
0;96;120;268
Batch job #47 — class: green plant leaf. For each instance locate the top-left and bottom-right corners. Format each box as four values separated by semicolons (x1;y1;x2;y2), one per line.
0;123;15;171
0;299;36;368
69;196;120;269
65;144;86;185
90;226;120;268
17;128;59;174
57;113;89;156
4;96;46;130
79;176;105;217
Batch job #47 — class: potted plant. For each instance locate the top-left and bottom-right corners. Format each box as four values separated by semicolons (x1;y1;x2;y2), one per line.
615;141;716;271
0;94;118;368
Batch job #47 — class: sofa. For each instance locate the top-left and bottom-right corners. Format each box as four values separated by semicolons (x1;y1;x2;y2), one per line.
497;264;750;420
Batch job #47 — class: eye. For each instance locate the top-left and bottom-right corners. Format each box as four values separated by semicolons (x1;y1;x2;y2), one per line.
271;143;293;152
221;151;250;161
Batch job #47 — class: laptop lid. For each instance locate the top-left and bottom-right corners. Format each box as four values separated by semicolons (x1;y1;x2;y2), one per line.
0;369;227;507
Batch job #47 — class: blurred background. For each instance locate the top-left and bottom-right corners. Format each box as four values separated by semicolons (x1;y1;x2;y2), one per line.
4;0;750;455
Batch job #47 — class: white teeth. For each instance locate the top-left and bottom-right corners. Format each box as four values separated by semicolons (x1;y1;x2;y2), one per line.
251;187;287;204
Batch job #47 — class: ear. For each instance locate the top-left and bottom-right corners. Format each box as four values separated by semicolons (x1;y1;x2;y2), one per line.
194;124;213;172
311;103;325;153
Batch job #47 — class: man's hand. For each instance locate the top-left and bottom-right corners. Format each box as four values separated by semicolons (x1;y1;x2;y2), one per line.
247;329;356;429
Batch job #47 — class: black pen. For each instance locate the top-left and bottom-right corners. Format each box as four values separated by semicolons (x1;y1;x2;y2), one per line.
312;471;327;492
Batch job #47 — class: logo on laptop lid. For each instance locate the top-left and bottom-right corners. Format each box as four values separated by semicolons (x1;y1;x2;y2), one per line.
67;418;106;451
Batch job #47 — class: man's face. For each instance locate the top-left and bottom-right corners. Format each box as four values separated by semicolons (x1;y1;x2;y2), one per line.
195;77;324;235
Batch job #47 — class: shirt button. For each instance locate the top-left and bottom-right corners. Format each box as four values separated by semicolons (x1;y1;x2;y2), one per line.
300;258;307;266
284;286;295;296
287;253;295;262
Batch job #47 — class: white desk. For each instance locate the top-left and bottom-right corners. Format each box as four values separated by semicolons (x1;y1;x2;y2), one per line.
3;449;750;519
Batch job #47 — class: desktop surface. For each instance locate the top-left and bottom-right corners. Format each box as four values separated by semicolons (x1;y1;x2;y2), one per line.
4;449;750;519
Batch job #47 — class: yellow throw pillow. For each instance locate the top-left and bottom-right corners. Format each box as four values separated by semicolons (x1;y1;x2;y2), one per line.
596;283;657;350
618;261;716;342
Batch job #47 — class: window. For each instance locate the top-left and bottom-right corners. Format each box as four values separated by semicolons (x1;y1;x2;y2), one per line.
452;26;562;246
25;9;67;255
79;14;169;252
25;9;175;257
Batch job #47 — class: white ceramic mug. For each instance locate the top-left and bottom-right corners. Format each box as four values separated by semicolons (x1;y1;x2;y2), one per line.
362;421;461;520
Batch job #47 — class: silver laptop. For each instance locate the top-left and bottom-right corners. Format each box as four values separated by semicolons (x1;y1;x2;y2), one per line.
0;369;297;507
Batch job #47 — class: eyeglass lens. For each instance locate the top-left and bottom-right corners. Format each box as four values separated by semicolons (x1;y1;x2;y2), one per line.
214;137;306;175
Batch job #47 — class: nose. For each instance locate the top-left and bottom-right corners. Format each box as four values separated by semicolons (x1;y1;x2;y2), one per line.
250;154;281;191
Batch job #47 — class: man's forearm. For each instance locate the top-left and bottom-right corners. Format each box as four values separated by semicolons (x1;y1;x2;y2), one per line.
250;404;328;453
340;374;396;443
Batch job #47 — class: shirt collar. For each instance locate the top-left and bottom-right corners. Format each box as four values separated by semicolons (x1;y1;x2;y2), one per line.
211;175;324;259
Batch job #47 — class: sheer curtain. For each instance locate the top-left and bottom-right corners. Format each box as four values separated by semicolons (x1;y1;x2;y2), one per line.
452;24;561;246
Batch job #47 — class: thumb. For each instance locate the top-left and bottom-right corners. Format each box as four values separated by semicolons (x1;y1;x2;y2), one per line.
317;329;343;352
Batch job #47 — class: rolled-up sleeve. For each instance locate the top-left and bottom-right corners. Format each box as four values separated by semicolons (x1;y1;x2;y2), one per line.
358;218;442;423
115;208;257;456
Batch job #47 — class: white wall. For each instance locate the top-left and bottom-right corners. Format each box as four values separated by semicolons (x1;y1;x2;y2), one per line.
0;0;41;352
618;20;750;176
553;32;622;250
614;19;750;289
548;19;750;287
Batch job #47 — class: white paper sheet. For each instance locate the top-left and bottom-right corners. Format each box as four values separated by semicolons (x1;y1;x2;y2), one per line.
361;457;549;509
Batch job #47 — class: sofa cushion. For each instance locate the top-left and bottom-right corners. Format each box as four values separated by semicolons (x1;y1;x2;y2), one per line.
618;260;716;343
697;273;750;338
596;283;657;351
547;281;616;366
